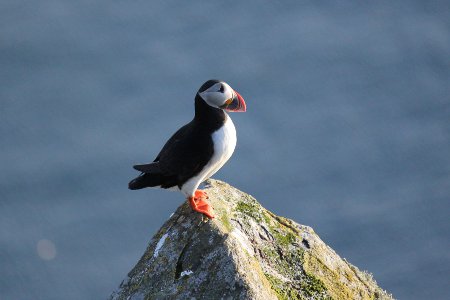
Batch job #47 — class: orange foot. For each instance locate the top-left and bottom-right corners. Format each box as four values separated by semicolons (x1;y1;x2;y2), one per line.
194;189;208;199
189;191;214;219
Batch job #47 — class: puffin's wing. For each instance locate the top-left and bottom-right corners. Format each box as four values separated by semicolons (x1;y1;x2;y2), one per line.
156;121;213;180
129;121;211;191
152;123;191;163
133;162;160;173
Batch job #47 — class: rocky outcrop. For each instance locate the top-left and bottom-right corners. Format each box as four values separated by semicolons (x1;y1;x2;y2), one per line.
110;179;393;300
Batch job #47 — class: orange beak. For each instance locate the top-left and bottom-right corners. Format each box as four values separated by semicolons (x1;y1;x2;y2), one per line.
220;90;246;112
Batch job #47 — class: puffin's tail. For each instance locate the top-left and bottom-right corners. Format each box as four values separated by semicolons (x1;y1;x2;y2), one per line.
128;173;162;190
128;162;162;190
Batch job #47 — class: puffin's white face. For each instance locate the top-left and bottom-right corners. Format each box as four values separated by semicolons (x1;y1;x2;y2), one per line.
198;81;246;112
199;82;233;108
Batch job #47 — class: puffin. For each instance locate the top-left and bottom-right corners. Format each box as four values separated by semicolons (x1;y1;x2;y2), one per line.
128;79;246;219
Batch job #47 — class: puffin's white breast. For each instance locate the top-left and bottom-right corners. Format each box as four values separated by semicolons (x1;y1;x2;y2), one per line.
205;114;237;179
180;114;236;197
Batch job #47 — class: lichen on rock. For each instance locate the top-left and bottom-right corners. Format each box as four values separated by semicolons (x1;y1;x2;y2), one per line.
110;179;393;300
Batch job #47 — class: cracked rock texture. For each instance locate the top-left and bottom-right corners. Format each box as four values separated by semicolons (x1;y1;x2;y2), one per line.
110;179;393;300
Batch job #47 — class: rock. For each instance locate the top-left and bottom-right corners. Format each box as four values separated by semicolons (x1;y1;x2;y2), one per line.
110;179;393;300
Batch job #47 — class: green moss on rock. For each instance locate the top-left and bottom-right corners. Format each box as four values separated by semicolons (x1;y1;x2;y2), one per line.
236;200;264;222
220;213;233;232
301;273;330;298
264;273;303;300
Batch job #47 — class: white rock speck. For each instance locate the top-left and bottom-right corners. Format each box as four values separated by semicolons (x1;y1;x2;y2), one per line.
153;233;169;258
180;270;194;277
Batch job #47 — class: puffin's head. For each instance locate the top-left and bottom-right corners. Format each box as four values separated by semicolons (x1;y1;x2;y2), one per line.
197;79;246;112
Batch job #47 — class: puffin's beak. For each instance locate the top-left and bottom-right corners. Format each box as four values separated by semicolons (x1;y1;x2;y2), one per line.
220;90;246;112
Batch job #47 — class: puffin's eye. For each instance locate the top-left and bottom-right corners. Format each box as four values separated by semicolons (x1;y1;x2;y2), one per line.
219;85;225;93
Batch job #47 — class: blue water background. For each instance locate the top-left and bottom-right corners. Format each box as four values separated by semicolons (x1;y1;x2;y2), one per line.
1;1;449;299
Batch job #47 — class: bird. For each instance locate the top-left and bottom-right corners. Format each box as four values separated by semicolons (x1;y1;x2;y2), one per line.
128;79;246;219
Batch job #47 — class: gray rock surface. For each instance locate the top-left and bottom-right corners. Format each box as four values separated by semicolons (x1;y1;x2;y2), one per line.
110;179;393;300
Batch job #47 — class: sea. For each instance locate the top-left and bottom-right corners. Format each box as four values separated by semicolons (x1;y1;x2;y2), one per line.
1;1;449;299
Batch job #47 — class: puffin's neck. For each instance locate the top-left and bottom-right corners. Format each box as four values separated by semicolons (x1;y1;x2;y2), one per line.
194;94;227;129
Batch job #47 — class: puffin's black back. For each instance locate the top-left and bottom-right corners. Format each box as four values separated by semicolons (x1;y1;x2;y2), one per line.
128;80;227;191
